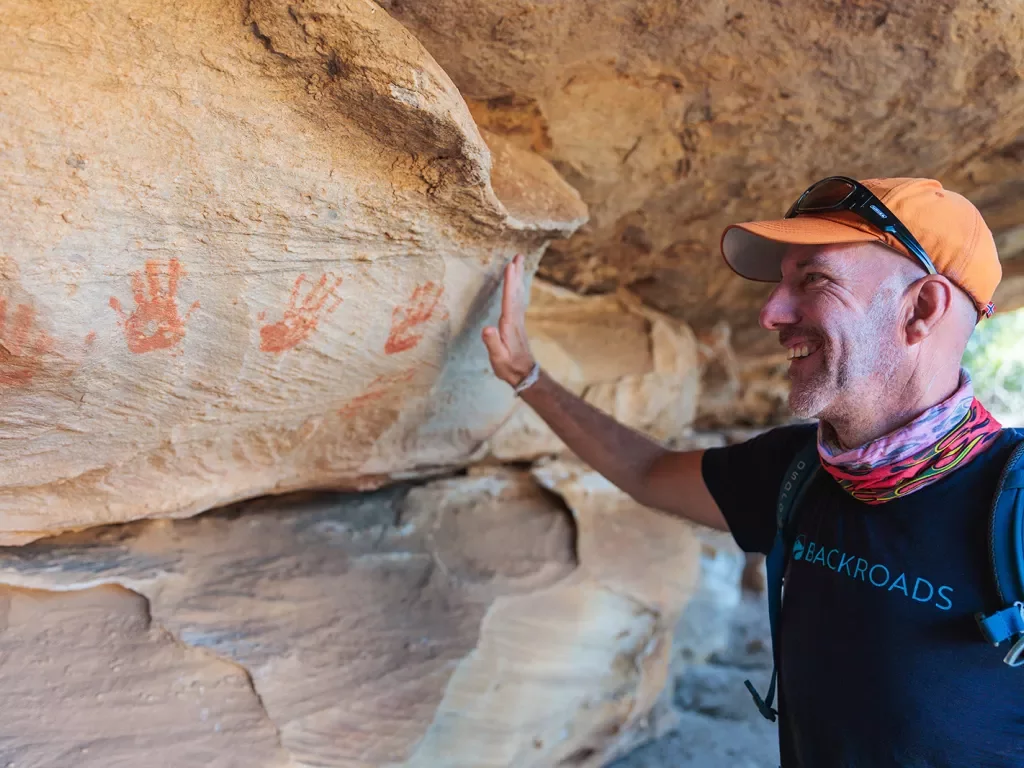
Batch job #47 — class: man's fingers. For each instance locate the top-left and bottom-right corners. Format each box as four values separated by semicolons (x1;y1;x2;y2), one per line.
511;254;526;310
504;254;529;319
488;256;535;384
498;316;523;355
482;326;510;364
500;258;517;322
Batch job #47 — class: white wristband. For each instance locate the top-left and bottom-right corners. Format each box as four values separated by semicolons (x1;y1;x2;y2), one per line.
512;362;541;396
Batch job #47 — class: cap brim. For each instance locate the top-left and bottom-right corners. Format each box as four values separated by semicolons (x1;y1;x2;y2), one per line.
721;217;881;282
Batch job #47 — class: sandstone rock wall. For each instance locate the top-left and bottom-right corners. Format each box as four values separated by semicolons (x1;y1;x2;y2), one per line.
0;0;587;543
0;464;701;767
6;0;1021;538
384;0;1024;351
0;4;712;762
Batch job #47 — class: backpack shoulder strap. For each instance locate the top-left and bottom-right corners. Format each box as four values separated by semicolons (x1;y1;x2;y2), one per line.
976;436;1024;667
775;436;822;535
745;434;821;721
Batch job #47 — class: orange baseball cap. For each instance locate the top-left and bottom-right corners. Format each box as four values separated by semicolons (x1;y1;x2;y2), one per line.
720;177;1002;317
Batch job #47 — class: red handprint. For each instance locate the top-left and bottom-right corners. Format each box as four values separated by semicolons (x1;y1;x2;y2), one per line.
259;273;343;353
338;368;416;417
109;258;200;354
0;299;54;387
384;281;444;355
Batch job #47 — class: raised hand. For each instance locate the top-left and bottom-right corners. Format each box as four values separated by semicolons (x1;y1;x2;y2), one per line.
482;253;537;387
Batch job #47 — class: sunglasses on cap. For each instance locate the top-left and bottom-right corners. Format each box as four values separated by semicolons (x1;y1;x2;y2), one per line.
785;176;938;277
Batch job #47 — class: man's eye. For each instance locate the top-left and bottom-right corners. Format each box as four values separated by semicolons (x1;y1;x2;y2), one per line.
804;272;825;285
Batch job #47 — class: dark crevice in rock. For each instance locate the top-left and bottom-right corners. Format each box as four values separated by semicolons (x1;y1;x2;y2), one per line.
248;19;297;62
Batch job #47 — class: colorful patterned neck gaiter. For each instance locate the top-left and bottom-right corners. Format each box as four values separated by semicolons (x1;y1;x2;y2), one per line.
817;370;1002;504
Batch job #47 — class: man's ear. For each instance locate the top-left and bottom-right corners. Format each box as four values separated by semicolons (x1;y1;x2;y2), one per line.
905;275;953;345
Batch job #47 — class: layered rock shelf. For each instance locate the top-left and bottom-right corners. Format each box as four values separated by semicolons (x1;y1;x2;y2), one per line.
0;463;702;766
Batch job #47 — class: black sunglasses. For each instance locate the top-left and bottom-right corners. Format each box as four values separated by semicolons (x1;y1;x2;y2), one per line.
785;176;938;277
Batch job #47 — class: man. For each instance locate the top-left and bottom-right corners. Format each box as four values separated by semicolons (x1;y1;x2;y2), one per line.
482;177;1024;767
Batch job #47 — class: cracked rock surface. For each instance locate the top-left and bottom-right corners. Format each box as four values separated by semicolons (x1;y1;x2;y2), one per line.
0;465;699;767
0;584;292;767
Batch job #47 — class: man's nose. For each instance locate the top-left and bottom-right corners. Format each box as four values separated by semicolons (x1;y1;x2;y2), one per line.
759;283;800;331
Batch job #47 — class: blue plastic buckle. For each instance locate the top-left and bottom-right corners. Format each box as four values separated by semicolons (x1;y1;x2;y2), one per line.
976;601;1024;646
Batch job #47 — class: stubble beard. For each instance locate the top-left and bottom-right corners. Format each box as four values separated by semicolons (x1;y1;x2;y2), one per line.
789;326;902;425
788;338;837;419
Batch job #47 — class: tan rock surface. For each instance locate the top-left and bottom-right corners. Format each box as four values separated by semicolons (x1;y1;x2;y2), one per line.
487;280;701;461
0;467;698;767
0;584;293;767
695;322;790;430
0;0;586;543
384;0;1024;350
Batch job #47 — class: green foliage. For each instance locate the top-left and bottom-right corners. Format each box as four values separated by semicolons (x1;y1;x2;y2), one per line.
963;308;1024;426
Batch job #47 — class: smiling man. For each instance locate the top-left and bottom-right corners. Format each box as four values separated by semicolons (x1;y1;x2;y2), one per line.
483;177;1024;767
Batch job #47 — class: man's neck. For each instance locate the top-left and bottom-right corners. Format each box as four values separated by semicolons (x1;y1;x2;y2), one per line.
823;366;963;450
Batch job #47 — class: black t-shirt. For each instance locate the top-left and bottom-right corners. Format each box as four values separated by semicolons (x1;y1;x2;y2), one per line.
702;423;1024;768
